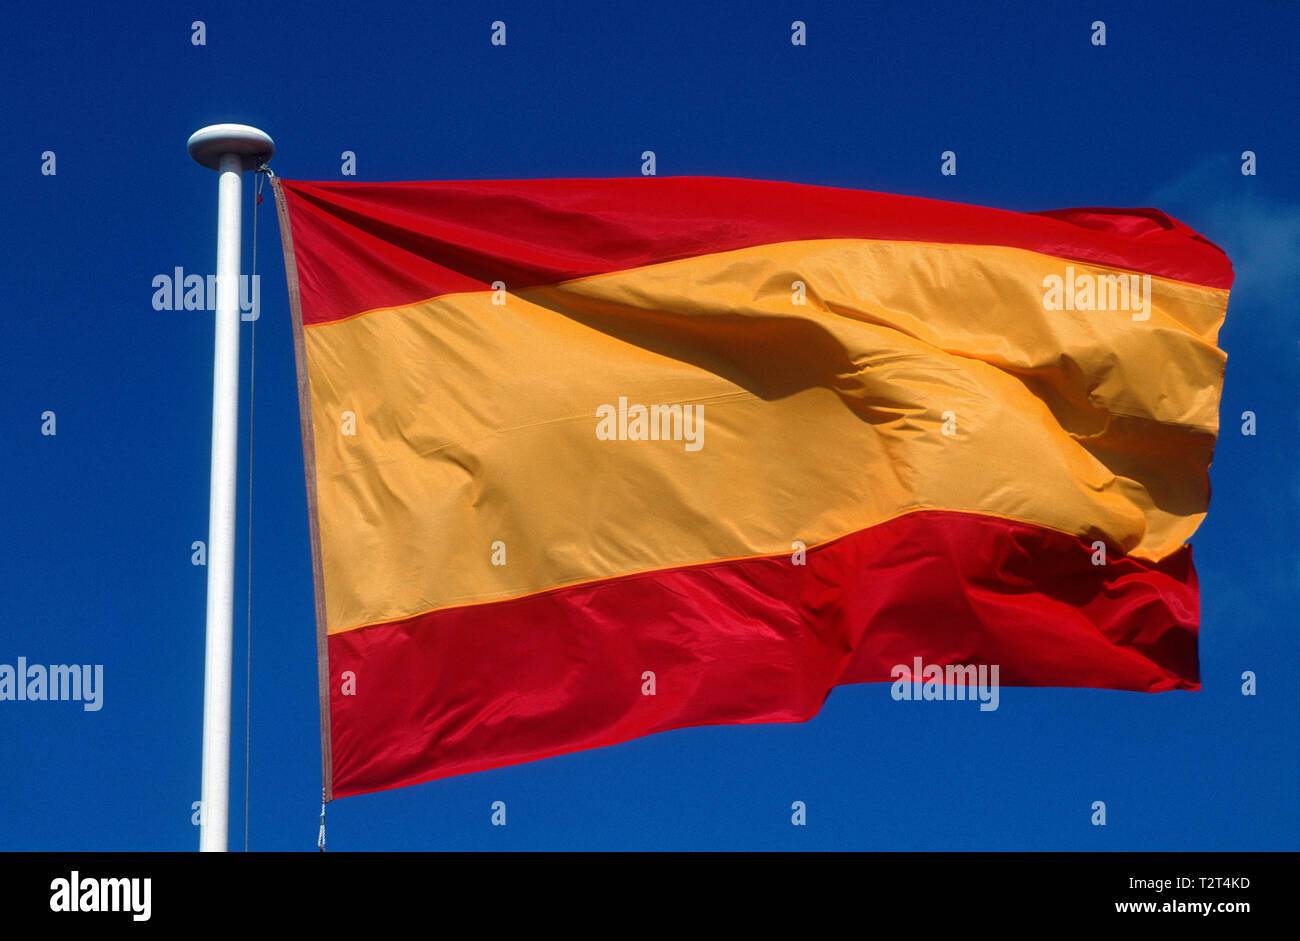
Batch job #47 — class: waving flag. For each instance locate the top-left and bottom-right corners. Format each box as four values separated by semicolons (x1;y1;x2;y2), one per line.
272;177;1231;799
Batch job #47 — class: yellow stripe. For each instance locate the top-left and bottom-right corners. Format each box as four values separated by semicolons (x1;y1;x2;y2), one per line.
304;238;1227;634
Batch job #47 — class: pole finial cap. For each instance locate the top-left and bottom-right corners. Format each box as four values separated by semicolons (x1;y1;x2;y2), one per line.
188;124;275;171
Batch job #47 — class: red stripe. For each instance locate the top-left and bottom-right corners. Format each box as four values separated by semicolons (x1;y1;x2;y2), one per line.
280;177;1233;326
327;510;1199;798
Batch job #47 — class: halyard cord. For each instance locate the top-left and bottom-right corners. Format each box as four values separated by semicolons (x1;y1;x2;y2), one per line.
243;165;270;852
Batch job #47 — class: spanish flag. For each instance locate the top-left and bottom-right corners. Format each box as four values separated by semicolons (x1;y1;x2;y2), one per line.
271;177;1231;799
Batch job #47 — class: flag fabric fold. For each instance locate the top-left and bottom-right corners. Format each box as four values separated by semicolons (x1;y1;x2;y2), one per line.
272;176;1231;800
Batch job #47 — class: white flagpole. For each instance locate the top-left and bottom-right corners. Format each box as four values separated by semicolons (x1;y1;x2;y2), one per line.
187;124;274;852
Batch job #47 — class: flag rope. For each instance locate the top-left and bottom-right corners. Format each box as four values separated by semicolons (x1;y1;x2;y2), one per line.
243;166;268;852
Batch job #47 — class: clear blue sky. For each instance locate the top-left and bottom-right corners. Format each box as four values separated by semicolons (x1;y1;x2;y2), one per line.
1;0;1296;850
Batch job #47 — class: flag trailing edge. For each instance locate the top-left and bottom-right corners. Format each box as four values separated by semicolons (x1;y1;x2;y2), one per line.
271;176;1232;800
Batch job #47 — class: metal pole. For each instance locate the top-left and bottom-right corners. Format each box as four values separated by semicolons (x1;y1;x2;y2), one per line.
187;124;274;852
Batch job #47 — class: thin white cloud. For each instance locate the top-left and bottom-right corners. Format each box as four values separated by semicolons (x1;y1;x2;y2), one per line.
1150;156;1300;320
